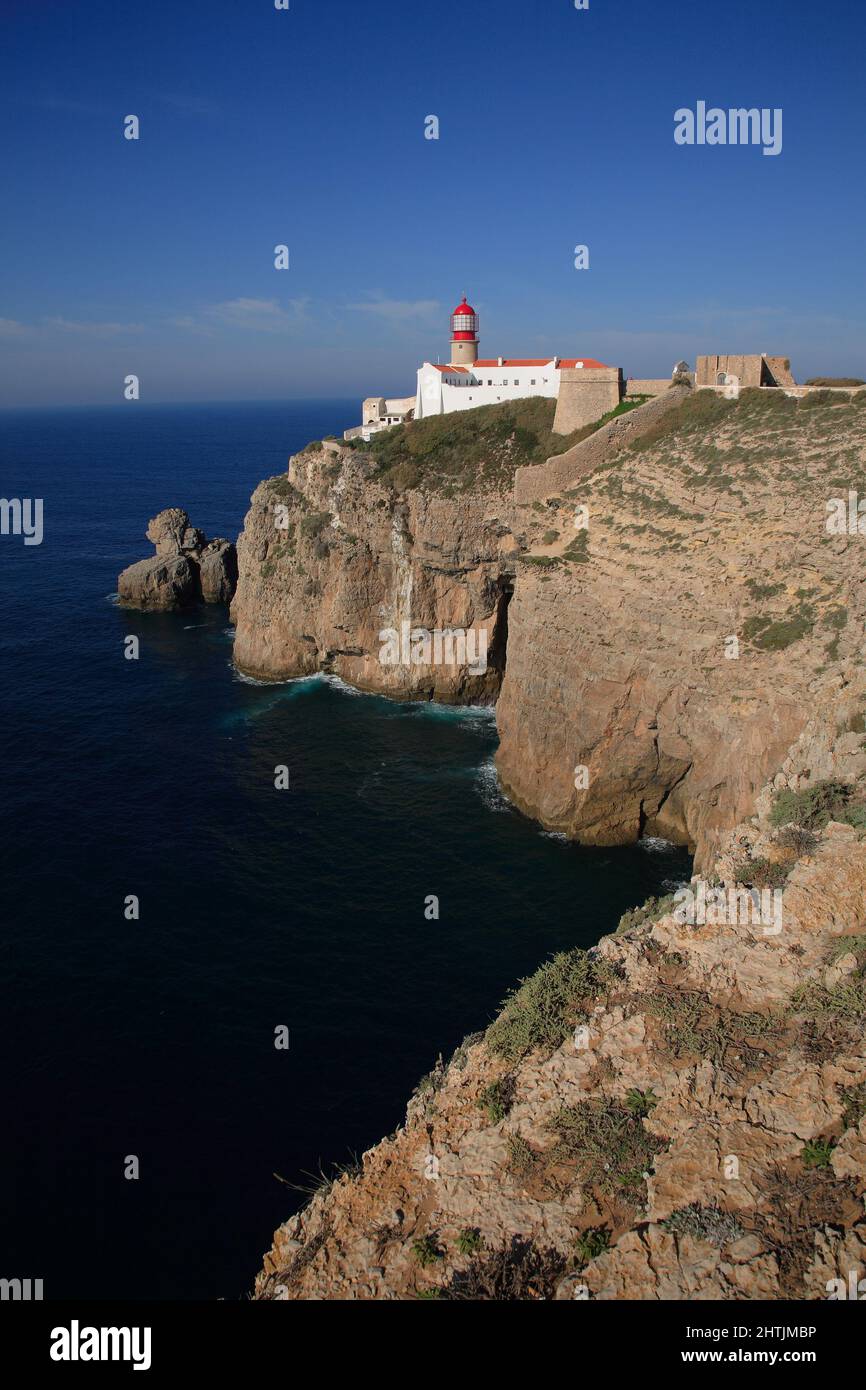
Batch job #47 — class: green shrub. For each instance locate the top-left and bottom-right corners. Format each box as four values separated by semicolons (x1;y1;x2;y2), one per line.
477;1077;514;1125
266;474;297;500
506;1134;537;1178
841;1081;866;1132
574;1227;611;1264
662;1204;744;1248
805;378;865;387
800;1139;834;1169
744;578;784;600
562;531;589;564
455;1228;483;1257
486;950;617;1063
800;390;851;408
791;962;866;1024
299;510;332;539
770;780;864;830
616;893;677;935
624;1088;659;1119
733;856;790;889
774;824;818;857
411;1235;443;1268
548;1099;665;1200
742;609;813;650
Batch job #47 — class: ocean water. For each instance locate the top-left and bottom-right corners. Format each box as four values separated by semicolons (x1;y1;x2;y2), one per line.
0;401;690;1300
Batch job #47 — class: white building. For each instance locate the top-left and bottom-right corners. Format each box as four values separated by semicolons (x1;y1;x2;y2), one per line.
345;296;611;439
414;298;609;419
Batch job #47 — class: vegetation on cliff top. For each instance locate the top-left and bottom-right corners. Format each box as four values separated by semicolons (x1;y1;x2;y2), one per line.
340;396;646;495
485;948;619;1062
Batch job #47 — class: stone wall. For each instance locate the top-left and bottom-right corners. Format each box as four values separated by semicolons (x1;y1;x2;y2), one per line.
625;378;671;398
552;366;622;435
696;355;794;388
515;384;689;504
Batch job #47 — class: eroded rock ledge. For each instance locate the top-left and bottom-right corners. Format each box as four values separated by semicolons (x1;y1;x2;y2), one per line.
118;507;237;610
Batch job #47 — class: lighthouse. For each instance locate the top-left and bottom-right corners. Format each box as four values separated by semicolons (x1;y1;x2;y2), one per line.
449;296;479;367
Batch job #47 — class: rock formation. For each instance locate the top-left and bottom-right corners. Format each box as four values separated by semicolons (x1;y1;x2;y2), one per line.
232;390;866;868
253;691;866;1300
231;447;513;702
229;387;866;1300
118;507;237;610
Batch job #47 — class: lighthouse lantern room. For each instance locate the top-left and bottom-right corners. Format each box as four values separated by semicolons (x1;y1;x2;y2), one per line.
449;296;479;366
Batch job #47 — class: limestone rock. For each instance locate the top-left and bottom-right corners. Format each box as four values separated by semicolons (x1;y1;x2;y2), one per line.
199;539;238;604
118;508;237;610
117;552;199;611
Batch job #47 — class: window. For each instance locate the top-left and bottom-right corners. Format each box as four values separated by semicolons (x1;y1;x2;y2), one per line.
513;380;519;386
530;379;536;385
487;380;492;385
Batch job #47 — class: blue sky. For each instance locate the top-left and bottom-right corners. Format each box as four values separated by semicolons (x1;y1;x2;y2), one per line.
1;0;864;406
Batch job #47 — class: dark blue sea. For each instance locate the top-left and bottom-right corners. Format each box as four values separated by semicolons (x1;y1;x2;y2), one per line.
0;400;690;1300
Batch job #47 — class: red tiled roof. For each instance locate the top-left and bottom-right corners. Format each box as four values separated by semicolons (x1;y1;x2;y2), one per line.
433;364;469;373
473;357;609;369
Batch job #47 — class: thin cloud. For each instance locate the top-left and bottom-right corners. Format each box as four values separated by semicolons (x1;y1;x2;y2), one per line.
346;296;440;323
204;297;310;333
0;318;30;338
43;316;145;336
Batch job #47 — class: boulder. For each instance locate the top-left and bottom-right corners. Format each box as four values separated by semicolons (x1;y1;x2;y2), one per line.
199;539;239;604
118;508;237;610
118;552;199;611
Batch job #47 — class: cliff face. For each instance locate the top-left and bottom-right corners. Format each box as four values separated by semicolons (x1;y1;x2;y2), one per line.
231;446;516;702
497;390;866;870
232;391;866;868
235;391;866;1300
253;693;866;1301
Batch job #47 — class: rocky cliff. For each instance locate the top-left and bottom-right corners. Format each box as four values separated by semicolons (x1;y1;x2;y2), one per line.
231;444;515;702
254;749;866;1300
232;390;866;868
234;389;866;1299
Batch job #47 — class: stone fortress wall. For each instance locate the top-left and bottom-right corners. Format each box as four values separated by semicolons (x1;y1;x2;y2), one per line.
552;366;623;434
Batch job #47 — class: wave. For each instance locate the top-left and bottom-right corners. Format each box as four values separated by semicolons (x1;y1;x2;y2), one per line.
474;757;513;814
639;835;679;855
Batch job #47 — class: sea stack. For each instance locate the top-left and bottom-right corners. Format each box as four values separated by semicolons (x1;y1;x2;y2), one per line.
118;507;238;610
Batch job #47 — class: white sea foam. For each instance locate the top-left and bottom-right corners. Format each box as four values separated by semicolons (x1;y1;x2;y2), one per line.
639;835;678;855
229;662;322;690
474;758;513;814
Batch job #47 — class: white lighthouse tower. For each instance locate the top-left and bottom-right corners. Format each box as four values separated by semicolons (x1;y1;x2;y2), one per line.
449;295;479;367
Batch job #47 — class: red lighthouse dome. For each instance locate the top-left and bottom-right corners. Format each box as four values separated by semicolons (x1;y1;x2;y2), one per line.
451;297;479;340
